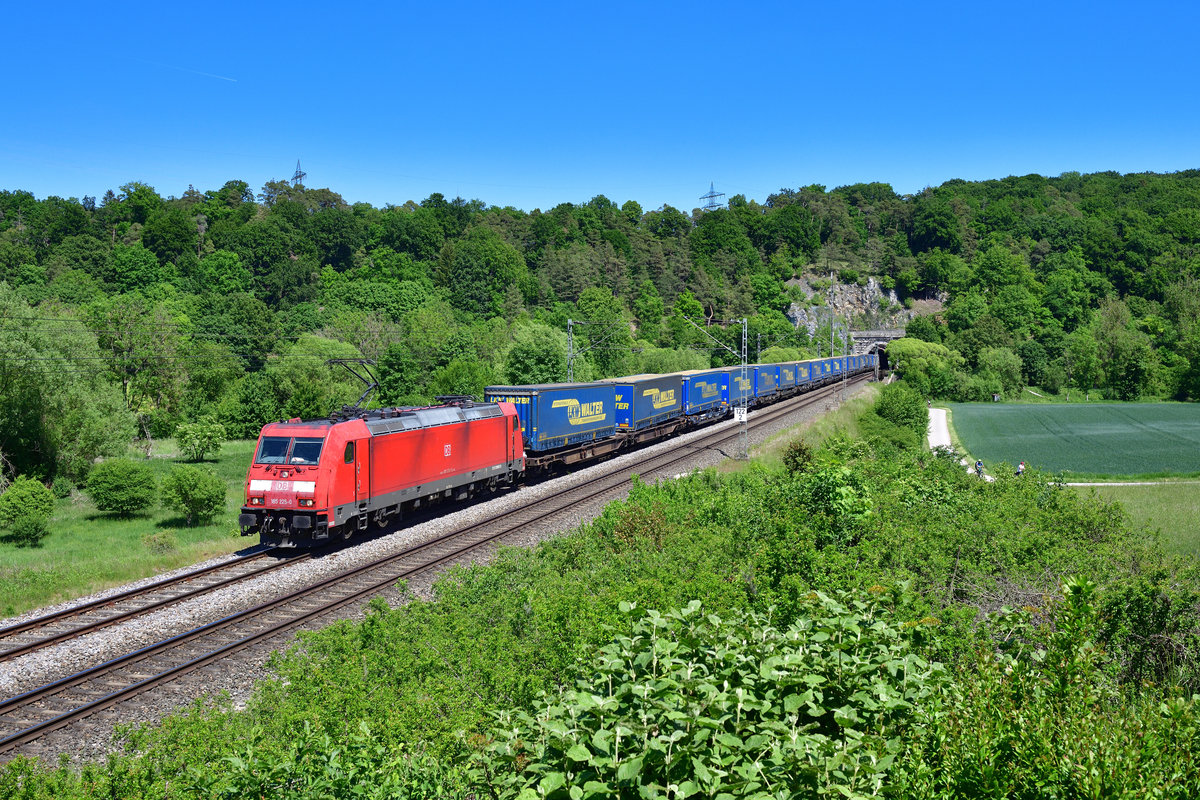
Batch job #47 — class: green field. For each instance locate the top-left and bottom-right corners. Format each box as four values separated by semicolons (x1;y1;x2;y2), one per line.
0;441;255;618
947;403;1200;477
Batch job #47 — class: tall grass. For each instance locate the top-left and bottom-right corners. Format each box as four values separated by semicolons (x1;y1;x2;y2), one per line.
1077;482;1200;560
752;383;880;470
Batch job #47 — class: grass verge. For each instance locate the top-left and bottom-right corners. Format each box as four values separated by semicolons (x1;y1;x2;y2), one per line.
1075;482;1200;560
748;382;879;470
0;440;256;618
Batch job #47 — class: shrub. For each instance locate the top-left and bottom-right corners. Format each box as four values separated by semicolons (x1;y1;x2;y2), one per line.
479;594;946;799
0;475;55;526
798;464;873;548
51;479;73;499
874;381;928;437
175;420;227;462
87;459;157;516
162;464;226;526
781;437;816;474
0;476;55;545
142;529;179;554
8;513;50;546
859;411;922;452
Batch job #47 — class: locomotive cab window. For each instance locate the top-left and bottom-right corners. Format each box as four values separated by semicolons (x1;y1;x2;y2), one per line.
255;437;290;464
255;436;326;465
289;438;324;465
344;441;354;463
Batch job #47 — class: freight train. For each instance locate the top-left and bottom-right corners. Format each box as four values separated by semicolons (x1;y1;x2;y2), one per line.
239;353;877;547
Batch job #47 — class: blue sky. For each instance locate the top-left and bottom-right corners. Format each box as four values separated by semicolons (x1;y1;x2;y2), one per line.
4;1;1199;213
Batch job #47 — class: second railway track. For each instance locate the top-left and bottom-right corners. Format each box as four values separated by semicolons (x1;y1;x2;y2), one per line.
0;549;306;663
0;376;869;762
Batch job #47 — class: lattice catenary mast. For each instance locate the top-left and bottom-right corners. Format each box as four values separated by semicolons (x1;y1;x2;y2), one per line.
292;160;307;187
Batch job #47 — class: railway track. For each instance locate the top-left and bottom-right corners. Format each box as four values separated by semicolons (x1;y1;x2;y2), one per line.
0;550;309;663
0;376;867;759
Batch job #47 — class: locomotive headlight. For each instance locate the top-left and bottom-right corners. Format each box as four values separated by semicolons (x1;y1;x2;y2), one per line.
299;498;315;507
249;496;264;506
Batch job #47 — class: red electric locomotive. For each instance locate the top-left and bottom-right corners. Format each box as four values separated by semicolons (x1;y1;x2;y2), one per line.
239;401;525;547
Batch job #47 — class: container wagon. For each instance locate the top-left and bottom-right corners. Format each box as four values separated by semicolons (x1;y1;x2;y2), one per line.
679;368;729;421
753;364;780;402
484;382;619;466
596;373;684;444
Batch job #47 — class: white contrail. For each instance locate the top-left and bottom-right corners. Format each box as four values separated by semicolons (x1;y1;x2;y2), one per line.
135;59;238;82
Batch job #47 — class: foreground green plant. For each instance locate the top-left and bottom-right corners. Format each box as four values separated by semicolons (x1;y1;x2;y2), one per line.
897;578;1200;798
184;721;471;800
476;590;945;799
0;476;55;546
174;420;227;462
162;464;226;526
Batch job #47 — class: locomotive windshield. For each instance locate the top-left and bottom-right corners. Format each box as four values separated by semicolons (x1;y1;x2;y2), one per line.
289;439;324;465
256;437;290;464
255;436;325;465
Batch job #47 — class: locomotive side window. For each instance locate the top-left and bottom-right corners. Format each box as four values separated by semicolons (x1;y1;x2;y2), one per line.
289;438;324;465
344;441;354;463
255;437;290;464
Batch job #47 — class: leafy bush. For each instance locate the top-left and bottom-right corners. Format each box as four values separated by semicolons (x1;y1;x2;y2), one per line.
897;579;1200;797
857;410;922;452
86;458;157;516
781;437;816;474
0;475;55;525
50;479;73;499
797;464;873;548
478;593;946;799
162;465;226;526
873;380;927;437
8;513;50;546
175;420;227;462
186;722;470;800
0;476;55;545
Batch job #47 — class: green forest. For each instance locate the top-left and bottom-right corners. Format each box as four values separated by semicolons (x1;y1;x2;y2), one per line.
3;170;1200;492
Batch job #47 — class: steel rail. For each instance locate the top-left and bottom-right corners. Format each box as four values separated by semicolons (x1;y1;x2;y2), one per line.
0;552;309;662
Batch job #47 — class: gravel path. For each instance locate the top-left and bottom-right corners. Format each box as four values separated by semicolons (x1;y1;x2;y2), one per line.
927;407;952;449
4;381;873;764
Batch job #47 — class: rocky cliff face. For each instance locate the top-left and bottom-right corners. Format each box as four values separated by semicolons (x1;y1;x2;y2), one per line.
785;276;935;337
